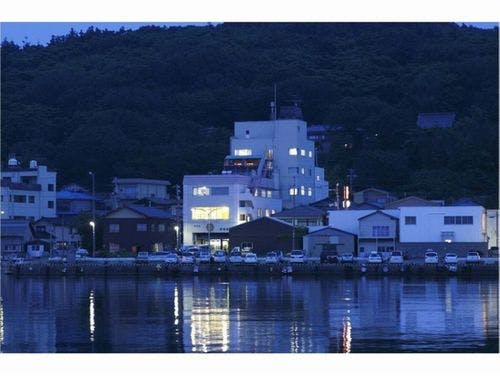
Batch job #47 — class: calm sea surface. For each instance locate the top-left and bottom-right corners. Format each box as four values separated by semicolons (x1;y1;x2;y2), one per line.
0;275;498;353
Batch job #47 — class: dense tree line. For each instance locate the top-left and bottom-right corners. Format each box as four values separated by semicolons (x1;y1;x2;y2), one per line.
1;23;498;206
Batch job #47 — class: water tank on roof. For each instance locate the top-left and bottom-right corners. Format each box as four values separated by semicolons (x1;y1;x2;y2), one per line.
8;154;18;167
30;160;38;169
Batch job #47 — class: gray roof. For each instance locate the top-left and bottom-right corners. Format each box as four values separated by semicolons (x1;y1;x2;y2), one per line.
126;205;175;219
272;205;325;218
1;219;33;238
305;226;357;237
417;113;456;128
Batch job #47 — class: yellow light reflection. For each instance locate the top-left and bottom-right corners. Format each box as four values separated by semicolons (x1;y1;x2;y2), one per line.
174;286;179;326
342;316;352;353
0;297;4;346
89;290;95;342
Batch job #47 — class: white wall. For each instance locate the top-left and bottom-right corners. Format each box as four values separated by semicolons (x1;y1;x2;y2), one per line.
328;210;400;235
399;206;486;243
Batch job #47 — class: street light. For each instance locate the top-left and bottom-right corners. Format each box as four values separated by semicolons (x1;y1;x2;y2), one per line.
89;221;96;258
174;225;180;250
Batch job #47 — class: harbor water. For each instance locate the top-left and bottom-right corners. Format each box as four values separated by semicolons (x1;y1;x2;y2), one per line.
0;275;498;353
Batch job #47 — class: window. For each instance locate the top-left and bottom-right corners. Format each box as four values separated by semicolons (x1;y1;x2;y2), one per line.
193;186;210;196
271;209;276;215
300;186;305;196
13;195;26;203
266;190;272;198
151;224;156;232
137;223;147;232
211;187;229;195
109;224;120;233
300;167;305;175
316;175;320;182
308;150;313;158
444;216;473;225
48;184;54;191
191;207;230;220
257;208;263;217
405;216;416;225
289;188;298;196
265;209;270;217
48;200;54;209
239;214;250;222
300;149;306;156
372;226;390;237
158;224;166;232
307;187;312;197
28;196;35;203
235;149;252;156
289;148;298;156
109;243;120;253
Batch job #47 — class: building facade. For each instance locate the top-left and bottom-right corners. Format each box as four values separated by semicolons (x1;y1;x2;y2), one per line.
112;177;171;202
1;156;57;221
183;108;330;248
102;205;176;254
303;227;357;257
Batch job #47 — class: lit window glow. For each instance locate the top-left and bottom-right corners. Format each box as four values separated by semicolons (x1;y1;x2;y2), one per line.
235;149;252;156
300;186;305;196
308;187;312;196
300;149;306;156
193;186;210;196
308;151;313;158
191;207;230;220
289;188;298;196
289;148;298;156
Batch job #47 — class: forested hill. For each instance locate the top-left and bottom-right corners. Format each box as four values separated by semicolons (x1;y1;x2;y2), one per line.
1;23;498;206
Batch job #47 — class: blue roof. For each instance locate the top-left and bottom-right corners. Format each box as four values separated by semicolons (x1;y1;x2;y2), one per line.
57;190;98;201
417;113;456;128
127;205;175;219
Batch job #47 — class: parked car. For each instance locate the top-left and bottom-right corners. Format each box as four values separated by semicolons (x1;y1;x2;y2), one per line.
444;253;458;264
229;249;243;263
48;256;66;262
341;253;354;263
389;251;404;264
180;251;195;264
424;250;439;264
265;251;280;263
289;250;305;263
320;250;340;264
212;250;227;263
466;251;481;263
243;252;258;264
75;248;89;259
197;249;211;263
136;251;149;262
368;251;383;264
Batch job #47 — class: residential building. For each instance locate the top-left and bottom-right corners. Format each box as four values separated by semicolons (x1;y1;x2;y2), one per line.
486;209;498;250
303;227;357;257
352;188;397;208
56;190;105;217
33;217;82;250
183;104;330;247
102;204;176;254
417;112;456;129
183;175;282;250
228;216;297;255
1;219;34;257
358;210;399;256
112;177;171;203
272;205;326;227
1;156;57;221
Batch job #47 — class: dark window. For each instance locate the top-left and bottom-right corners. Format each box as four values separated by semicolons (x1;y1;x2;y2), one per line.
109;224;120;233
28;196;35;203
48;200;54;209
13;195;26;203
158;224;165;232
48;184;54;191
137;223;147;232
444;216;474;225
211;187;229;195
151;224;156;232
405;216;416;225
239;214;247;221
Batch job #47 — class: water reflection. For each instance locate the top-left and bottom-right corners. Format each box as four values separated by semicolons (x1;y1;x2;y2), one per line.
0;275;498;353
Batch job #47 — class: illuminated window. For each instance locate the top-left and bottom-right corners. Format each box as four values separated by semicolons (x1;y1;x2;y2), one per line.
300;149;306;156
289;188;298;196
308;151;313;158
271;209;276;214
316;175;320;182
265;209;270;217
300;167;305;175
289;148;298;156
257;208;263;217
300;186;305;196
191;207;230;220
235;149;252;156
307;187;312;196
260;190;266;198
193;186;210;196
266;190;272;198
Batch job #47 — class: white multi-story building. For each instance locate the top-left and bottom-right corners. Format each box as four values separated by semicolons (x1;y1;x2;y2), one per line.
112;177;171;200
183;107;330;248
1;156;57;221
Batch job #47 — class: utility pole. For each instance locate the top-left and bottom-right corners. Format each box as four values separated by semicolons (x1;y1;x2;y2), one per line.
291;176;296;250
336;182;340;210
89;171;96;257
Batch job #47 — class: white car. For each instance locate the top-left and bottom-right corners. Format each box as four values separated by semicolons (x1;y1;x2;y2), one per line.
265;251;279;263
136;251;149;262
212;250;227;263
243;252;258;264
229;250;243;263
389;251;404;264
444;253;458;264
197;249;211;263
466;251;481;263
341;253;354;263
180;252;195;264
289;250;305;263
424;251;439;264
368;252;383;264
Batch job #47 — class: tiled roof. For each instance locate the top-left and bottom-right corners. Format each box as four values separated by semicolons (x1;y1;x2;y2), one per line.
272;205;325;218
126;205;175;219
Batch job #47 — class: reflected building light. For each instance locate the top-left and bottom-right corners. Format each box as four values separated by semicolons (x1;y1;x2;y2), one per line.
174;286;179;326
290;322;299;353
445;284;453;314
342;316;352;353
0;297;3;346
89;290;95;342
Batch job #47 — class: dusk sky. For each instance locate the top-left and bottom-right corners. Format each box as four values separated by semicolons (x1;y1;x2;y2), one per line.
0;22;497;46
